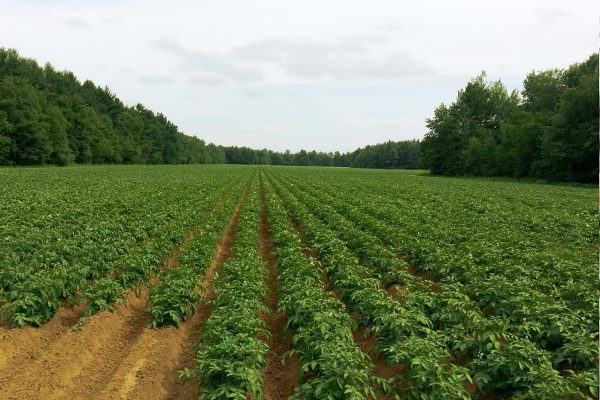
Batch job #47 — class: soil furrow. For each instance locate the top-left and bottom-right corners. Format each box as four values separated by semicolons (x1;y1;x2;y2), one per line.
160;184;236;273
0;303;86;373
93;186;248;400
259;180;299;400
164;185;249;400
0;186;249;400
0;184;237;377
0;289;148;400
289;216;400;386
265;174;403;396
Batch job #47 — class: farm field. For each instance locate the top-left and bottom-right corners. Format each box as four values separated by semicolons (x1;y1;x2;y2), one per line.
0;164;597;400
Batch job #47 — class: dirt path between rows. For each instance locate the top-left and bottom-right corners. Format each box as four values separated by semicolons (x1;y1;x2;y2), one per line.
259;180;299;400
0;185;236;375
165;187;247;400
265;174;403;397
0;288;150;400
156;186;236;277
0;187;248;400
0;302;86;373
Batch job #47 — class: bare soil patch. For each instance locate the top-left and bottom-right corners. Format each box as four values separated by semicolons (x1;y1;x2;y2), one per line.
259;182;299;400
0;187;248;400
167;185;248;400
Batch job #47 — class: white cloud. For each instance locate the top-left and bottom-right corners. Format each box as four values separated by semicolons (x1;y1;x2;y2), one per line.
138;75;175;84
153;35;435;83
187;74;227;87
231;37;434;80
535;7;574;25
64;17;89;29
0;0;595;152
153;37;263;83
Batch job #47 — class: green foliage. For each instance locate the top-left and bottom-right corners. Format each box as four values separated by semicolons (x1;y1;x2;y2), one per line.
0;165;249;326
0;164;596;397
83;277;126;316
422;53;598;182
148;268;202;327
148;180;244;328
189;182;274;399
2;271;72;327
350;140;421;169
470;338;581;399
265;179;384;399
1;47;595;182
269;175;472;398
265;166;598;399
422;72;520;176
0;48;226;166
222;140;421;170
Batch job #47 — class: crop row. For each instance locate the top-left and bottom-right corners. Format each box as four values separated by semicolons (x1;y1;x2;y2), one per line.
266;174;473;399
293;170;596;315
0;167;239;289
82;176;245;319
262;176;386;399
183;180;271;399
148;177;249;327
0;167;250;326
269;172;595;399
275;171;598;384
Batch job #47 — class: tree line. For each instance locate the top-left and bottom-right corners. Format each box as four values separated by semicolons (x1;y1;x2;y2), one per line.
421;53;598;183
0;48;226;165
221;140;421;168
1;47;596;182
0;48;421;169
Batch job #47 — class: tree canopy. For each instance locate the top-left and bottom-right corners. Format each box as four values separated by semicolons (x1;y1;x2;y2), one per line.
0;48;226;166
422;54;598;183
1;47;596;182
220;140;421;169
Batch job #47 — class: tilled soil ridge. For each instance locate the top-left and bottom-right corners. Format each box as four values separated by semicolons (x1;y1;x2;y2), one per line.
0;187;248;400
259;181;299;400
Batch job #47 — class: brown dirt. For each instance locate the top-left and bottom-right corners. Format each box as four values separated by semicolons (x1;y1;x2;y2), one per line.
352;326;404;381
267;177;344;303
291;221;313;256
0;288;149;400
268;177;403;399
385;284;405;304
160;185;248;400
161;186;234;274
0;314;10;330
352;325;404;400
259;182;299;400
479;389;500;399
454;350;472;366
0;187;248;400
268;177;351;301
267;178;397;398
97;190;246;400
463;380;478;396
407;266;442;293
0;302;86;374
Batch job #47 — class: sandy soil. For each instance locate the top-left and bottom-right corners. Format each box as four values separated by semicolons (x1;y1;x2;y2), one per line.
0;189;246;400
259;182;299;399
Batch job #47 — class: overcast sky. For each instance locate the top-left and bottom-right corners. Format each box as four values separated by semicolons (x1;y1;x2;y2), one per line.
1;0;597;152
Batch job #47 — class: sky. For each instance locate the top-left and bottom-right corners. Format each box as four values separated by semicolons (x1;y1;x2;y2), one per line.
0;0;597;152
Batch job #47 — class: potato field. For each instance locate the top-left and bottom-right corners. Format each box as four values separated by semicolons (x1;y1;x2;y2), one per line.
0;165;597;400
